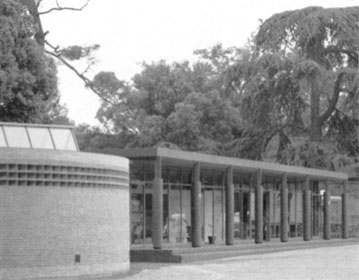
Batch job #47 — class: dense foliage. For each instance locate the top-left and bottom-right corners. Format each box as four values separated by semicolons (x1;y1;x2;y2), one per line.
93;49;243;153
27;5;352;170
0;0;68;123
82;6;359;169
252;6;359;165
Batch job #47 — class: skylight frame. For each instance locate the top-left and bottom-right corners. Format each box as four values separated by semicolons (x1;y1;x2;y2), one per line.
0;122;79;152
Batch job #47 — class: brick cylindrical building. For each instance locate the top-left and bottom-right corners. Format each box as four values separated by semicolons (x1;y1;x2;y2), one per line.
0;123;130;279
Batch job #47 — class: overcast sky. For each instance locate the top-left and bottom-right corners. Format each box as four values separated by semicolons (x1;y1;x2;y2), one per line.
41;0;357;125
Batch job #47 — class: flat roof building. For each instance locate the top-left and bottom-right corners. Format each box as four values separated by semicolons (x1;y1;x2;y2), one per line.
1;122;356;276
115;148;355;250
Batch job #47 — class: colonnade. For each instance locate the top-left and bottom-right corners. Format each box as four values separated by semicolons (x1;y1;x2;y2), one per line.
151;157;349;249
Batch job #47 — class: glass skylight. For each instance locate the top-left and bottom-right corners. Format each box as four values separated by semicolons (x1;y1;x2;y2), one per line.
4;126;31;148
27;127;54;149
0;123;78;151
50;128;77;151
0;128;7;147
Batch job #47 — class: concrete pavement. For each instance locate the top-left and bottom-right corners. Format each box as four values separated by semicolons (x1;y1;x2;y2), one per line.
120;244;359;280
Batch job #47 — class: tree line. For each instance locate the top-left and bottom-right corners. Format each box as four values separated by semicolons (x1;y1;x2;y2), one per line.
1;1;358;169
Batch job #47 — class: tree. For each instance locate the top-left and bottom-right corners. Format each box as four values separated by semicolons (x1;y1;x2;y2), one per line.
14;0;117;107
94;49;243;152
223;6;359;162
74;124;134;153
255;6;359;143
0;0;66;123
79;7;358;165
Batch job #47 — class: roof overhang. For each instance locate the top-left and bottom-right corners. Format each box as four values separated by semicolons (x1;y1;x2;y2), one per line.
117;148;348;182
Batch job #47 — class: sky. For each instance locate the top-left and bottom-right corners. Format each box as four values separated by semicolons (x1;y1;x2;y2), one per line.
40;0;358;125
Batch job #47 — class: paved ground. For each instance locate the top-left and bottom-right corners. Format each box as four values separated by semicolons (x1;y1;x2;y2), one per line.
118;245;359;280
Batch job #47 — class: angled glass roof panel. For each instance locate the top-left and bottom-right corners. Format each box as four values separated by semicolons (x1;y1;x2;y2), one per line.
27;127;54;149
3;126;31;148
50;128;77;151
0;127;7;147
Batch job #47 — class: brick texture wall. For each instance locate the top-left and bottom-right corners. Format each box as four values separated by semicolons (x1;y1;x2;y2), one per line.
0;149;129;279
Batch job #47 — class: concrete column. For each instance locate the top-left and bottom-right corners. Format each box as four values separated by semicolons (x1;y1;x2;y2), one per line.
264;191;271;242
191;163;202;247
323;180;331;240
239;191;245;239
152;157;163;249
342;180;349;239
225;166;234;245
281;173;289;242
303;176;311;241
255;170;263;244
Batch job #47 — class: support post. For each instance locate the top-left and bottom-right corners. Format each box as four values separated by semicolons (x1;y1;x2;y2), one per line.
152;157;163;249
323;180;331;240
239;191;245;239
191;163;202;247
342;180;348;239
303;176;311;241
255;170;263;244
281;173;288;242
225;166;234;245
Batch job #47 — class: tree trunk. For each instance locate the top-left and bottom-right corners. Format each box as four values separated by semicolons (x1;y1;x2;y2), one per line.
20;0;45;47
310;78;321;141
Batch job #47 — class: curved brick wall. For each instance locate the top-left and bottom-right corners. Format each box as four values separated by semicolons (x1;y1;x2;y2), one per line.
0;148;130;279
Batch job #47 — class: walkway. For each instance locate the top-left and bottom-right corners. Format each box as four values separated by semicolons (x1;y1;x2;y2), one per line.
123;244;359;280
130;237;358;262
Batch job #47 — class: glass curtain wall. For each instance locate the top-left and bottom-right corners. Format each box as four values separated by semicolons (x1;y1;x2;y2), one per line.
311;181;323;237
288;181;296;237
201;169;225;243
164;166;191;244
131;160;155;245
295;181;304;237
348;183;359;238
130;160;340;245
330;183;343;238
130;163;228;246
263;176;273;241
291;180;304;237
233;174;252;240
270;178;281;238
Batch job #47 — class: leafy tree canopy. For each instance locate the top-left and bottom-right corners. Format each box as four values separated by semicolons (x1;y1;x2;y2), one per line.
80;7;359;169
231;6;359;162
93;47;243;153
255;6;359;63
254;6;358;144
0;0;67;123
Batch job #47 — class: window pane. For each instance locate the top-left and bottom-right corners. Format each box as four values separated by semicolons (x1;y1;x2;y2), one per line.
0;128;7;147
27;127;54;149
3;126;30;148
50;128;77;151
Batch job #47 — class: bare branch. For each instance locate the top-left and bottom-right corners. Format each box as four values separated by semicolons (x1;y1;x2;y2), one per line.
45;41;118;106
36;0;43;9
319;72;345;125
81;59;96;75
39;0;90;15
